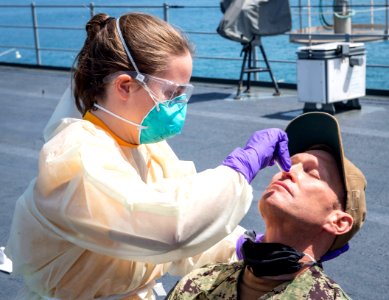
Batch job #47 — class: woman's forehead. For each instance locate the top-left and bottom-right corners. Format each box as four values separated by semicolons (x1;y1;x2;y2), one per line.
156;53;192;83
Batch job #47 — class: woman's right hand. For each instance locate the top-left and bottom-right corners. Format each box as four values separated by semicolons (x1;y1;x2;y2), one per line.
222;128;291;183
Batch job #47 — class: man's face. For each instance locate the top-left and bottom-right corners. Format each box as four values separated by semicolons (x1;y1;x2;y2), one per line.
259;150;345;228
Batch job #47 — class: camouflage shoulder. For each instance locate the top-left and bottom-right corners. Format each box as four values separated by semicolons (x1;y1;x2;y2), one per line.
306;266;352;299
280;265;352;300
166;261;244;300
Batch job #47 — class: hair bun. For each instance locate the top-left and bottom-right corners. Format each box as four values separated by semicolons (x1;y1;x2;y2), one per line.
85;13;113;40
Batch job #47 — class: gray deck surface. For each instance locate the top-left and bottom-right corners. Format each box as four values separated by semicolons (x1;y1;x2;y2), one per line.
0;65;388;299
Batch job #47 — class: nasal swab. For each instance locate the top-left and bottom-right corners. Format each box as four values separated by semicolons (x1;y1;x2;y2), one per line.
275;161;284;172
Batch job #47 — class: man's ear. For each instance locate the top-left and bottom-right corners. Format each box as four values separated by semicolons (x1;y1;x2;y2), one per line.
114;74;133;101
323;211;353;236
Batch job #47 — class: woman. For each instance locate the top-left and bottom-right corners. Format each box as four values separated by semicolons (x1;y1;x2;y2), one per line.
6;12;291;299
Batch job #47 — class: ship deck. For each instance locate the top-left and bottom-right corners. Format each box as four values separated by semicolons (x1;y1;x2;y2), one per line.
0;65;388;299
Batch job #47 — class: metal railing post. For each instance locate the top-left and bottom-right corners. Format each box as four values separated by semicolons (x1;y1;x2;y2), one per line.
163;3;169;22
385;0;389;40
298;0;302;30
31;2;41;65
89;2;95;18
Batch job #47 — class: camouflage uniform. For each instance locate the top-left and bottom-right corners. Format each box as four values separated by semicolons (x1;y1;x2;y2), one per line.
167;261;351;299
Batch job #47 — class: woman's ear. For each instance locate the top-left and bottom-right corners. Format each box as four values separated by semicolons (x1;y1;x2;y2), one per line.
322;211;353;236
114;74;133;101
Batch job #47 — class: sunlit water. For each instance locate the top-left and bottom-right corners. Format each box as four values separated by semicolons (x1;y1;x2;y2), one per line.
0;0;388;90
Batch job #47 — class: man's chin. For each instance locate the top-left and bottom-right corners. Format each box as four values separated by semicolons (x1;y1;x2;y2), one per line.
259;190;291;217
261;190;275;199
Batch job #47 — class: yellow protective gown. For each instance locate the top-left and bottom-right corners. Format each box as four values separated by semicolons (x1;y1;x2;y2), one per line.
6;111;253;299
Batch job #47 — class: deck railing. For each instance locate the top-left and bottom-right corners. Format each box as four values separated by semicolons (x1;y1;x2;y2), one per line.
0;2;388;92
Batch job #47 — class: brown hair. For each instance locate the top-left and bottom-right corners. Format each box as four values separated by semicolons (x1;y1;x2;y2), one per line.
73;12;193;114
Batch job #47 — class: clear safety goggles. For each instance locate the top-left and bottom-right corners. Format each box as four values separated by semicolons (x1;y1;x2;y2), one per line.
127;71;194;107
104;71;193;108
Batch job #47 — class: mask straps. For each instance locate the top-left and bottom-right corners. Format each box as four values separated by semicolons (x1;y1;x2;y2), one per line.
93;103;147;130
237;230;319;269
301;252;318;267
115;16;161;112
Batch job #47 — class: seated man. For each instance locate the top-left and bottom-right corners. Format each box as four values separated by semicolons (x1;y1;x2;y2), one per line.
167;112;366;300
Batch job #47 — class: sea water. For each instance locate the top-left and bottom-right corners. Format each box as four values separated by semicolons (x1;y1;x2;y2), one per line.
0;0;388;90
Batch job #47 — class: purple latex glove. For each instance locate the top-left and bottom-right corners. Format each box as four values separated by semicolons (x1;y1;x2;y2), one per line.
236;231;264;260
222;128;291;183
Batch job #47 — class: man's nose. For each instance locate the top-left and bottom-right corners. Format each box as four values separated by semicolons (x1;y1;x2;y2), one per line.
281;163;302;182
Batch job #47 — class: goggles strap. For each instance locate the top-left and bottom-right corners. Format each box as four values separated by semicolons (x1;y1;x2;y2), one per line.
115;16;144;83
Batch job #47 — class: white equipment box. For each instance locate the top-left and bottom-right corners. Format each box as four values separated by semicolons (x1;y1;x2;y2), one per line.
297;42;366;104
